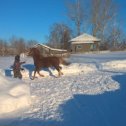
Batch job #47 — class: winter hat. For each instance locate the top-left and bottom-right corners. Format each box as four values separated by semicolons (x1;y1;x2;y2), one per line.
15;55;20;61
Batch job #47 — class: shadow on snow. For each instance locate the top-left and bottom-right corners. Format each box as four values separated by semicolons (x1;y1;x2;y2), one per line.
58;73;126;126
4;64;56;78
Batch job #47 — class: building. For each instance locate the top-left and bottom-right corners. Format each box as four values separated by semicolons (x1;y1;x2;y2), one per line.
69;33;100;52
33;44;69;57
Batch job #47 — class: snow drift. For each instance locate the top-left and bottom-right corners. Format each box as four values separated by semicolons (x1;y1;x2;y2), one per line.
0;53;126;126
21;63;96;79
0;74;30;115
102;60;126;71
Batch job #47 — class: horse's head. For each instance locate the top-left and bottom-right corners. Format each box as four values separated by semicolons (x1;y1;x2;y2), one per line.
27;47;40;56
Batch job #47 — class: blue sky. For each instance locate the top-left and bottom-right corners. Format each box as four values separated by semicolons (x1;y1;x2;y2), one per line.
0;0;126;43
0;0;67;43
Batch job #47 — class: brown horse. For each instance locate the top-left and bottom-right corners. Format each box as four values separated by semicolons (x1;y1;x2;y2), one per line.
28;47;70;80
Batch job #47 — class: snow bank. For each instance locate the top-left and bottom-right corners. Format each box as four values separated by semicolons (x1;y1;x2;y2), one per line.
0;55;123;125
102;60;126;71
63;63;96;74
0;74;30;115
21;63;96;78
26;71;119;121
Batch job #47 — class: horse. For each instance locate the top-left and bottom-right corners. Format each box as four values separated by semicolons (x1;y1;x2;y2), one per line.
28;47;70;80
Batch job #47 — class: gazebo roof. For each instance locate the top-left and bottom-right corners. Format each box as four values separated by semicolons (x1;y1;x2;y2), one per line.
69;33;100;44
34;44;67;52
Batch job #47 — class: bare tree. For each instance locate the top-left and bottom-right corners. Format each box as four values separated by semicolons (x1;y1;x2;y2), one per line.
18;38;26;54
10;37;26;54
90;0;117;41
0;39;9;56
48;23;71;49
26;40;38;48
62;29;71;50
66;0;86;36
0;40;4;55
0;37;39;55
108;25;124;49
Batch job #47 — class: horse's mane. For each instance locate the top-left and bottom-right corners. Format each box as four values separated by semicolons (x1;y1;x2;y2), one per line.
31;48;41;58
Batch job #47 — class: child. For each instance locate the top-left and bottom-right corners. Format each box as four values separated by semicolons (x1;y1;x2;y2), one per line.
13;55;25;79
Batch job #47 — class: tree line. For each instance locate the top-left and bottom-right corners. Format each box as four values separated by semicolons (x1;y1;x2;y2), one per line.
0;0;126;56
47;0;126;51
0;37;38;56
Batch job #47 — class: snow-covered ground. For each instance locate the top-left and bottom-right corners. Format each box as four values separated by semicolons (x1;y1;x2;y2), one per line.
0;51;126;126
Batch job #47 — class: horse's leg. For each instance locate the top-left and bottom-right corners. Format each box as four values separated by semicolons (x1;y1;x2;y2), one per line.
59;66;62;69
32;69;37;80
37;69;44;77
59;66;63;75
55;66;62;77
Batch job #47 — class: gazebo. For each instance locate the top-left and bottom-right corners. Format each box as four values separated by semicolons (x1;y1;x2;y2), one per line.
69;33;100;52
33;44;69;57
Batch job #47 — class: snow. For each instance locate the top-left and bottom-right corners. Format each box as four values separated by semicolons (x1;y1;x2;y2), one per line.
102;60;126;71
34;43;67;52
0;51;126;126
0;73;30;116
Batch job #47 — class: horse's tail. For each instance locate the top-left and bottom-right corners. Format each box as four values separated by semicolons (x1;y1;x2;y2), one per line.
60;58;70;66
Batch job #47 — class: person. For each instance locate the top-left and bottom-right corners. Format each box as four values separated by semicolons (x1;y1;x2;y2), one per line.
13;55;25;79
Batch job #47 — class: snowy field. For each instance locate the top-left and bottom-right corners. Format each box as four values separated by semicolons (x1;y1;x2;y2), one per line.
0;51;126;126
